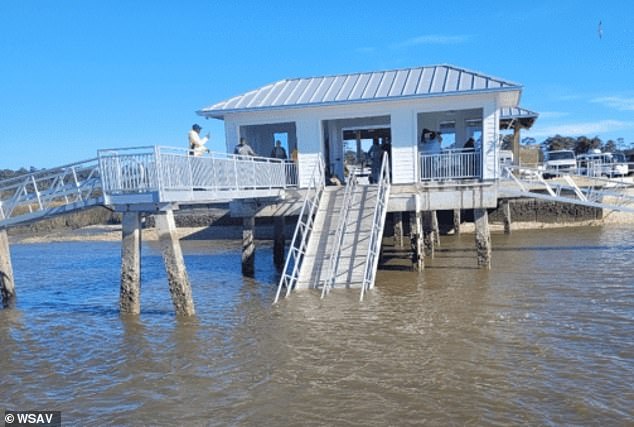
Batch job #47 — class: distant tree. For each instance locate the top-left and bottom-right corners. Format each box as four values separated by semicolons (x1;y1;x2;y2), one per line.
560;136;601;154
521;137;536;145
543;135;576;151
603;139;617;153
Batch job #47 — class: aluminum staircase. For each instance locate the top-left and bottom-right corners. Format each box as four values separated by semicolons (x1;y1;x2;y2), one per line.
298;183;379;290
275;153;391;302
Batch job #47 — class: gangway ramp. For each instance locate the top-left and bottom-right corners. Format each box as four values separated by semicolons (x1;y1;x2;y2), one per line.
0;146;298;229
296;184;378;289
276;153;391;302
499;166;634;214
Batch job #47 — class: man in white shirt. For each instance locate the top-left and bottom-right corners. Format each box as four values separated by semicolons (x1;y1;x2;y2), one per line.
234;137;256;157
188;124;210;156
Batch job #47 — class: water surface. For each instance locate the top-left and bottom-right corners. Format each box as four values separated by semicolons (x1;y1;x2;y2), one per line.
1;227;633;425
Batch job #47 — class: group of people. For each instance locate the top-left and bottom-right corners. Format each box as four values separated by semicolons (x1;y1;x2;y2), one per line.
188;123;293;160
419;128;443;154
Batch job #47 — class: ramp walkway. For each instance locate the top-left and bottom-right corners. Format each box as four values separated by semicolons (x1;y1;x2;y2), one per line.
275;153;391;302
499;166;634;214
0;146;298;228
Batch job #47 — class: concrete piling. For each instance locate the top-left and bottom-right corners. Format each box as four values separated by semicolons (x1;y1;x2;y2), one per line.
453;209;461;235
273;216;285;268
431;210;440;247
474;208;492;269
502;200;512;234
242;216;255;276
120;212;142;314
422;211;435;258
0;206;15;308
410;211;424;271
155;210;196;316
393;212;404;248
0;228;16;308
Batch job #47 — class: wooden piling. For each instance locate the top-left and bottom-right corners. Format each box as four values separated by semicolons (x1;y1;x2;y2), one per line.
0;228;16;308
502;200;512;234
242;216;255;276
120;212;142;314
474;208;492;269
155;210;196;316
393;212;404;248
273;216;285;268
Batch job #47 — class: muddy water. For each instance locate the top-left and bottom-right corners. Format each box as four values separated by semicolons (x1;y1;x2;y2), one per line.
1;226;633;426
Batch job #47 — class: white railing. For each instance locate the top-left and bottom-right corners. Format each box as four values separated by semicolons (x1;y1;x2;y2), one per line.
98;146;159;194
501;165;634;214
420;149;481;181
321;167;358;298
0;158;102;226
274;158;325;304
360;152;391;301
98;146;298;199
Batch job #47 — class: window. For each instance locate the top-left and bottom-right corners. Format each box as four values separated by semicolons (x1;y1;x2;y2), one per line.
465;119;482;148
439;121;456;149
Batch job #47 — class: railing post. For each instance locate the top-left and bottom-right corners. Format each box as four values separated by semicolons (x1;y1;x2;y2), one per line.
154;146;164;200
233;156;239;190
31;176;43;210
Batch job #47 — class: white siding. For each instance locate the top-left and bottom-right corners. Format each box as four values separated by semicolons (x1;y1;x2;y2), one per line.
390;110;417;183
481;104;499;180
298;153;321;188
391;146;416;184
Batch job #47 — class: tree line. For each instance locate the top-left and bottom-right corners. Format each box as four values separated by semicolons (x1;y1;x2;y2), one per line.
503;135;626;154
0;167;39;181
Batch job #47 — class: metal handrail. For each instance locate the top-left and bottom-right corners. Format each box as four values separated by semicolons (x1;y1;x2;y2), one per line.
0;158;102;225
360;152;391;301
273;157;325;303
98;146;297;196
500;165;634;213
420;149;481;181
321;168;358;298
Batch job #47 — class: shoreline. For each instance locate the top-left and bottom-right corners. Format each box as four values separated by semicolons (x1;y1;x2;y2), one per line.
9;214;633;245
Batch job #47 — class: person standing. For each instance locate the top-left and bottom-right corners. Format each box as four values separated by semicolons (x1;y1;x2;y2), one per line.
188;124;210;156
270;140;287;160
234;137;256;157
367;138;382;184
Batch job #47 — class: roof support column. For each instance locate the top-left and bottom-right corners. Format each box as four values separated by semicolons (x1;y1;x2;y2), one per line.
512;125;521;167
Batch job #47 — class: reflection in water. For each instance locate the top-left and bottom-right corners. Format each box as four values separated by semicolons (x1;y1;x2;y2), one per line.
1;229;633;425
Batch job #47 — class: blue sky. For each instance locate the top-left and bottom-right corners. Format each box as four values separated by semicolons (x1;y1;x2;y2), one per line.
1;0;633;169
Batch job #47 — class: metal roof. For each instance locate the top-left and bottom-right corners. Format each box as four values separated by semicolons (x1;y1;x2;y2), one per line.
198;64;522;118
499;107;539;129
499;107;538;120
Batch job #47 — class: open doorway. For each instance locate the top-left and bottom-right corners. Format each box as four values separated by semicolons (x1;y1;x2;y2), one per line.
342;127;391;182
